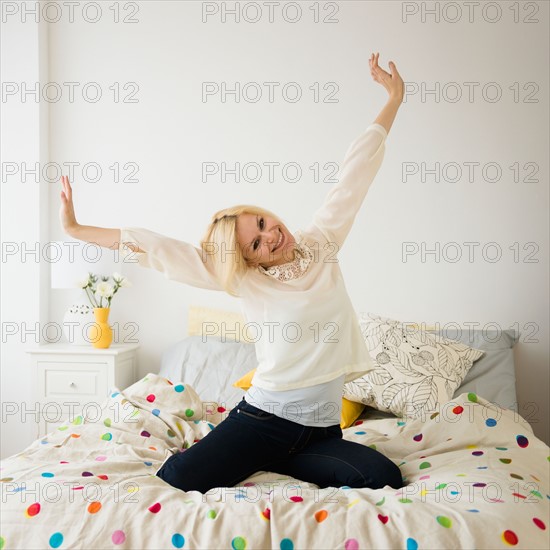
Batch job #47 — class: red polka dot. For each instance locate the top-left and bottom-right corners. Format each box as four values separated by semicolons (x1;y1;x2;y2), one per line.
146;394;156;403
452;406;464;414
148;502;161;513
533;517;546;530
289;496;303;503
26;503;40;517
502;530;518;545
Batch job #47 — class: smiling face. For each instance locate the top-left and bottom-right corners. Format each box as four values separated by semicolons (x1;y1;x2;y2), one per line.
236;213;296;268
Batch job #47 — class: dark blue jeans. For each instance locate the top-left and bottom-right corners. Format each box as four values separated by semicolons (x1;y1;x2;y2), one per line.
156;397;404;493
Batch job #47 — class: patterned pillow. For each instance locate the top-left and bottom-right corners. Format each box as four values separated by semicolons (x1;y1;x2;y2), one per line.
343;312;485;419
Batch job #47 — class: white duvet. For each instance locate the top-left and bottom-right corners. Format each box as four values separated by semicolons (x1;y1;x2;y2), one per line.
1;373;548;549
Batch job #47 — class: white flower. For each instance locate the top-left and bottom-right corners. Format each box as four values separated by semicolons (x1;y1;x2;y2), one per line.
95;282;114;298
119;277;132;288
76;275;90;289
112;272;132;287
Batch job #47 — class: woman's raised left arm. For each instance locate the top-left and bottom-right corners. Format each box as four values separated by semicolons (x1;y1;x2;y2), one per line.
370;52;404;134
306;54;404;250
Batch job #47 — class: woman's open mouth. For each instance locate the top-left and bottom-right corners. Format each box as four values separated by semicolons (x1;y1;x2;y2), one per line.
272;228;284;252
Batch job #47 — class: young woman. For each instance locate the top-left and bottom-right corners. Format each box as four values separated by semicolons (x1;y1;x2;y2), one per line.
60;53;405;493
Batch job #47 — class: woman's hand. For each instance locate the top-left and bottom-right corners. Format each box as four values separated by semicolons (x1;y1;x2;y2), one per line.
369;52;404;104
59;175;79;235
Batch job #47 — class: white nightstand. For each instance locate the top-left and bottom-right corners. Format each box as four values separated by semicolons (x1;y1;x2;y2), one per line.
26;343;140;437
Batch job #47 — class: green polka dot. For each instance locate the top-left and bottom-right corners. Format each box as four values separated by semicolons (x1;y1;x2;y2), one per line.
185;409;194;418
0;536;4;550
368;444;377;450
435;483;447;490
499;458;511;464
104;418;111;427
58;425;68;431
436;515;452;528
510;473;524;480
72;416;83;425
207;509;216;519
167;429;176;438
101;433;112;441
467;392;478;402
398;498;413;503
375;497;385;506
419;461;431;469
231;536;246;550
530;490;542;498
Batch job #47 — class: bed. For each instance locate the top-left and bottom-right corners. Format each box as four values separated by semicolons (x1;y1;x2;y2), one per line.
1;310;549;550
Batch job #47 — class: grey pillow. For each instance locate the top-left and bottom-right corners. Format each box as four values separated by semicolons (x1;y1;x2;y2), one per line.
433;328;519;411
159;336;256;409
159;329;520;414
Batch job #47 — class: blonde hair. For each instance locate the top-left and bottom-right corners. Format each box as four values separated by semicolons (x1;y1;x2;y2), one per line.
200;204;283;297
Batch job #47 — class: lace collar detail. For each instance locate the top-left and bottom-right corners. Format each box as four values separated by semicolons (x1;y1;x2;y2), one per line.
257;241;313;282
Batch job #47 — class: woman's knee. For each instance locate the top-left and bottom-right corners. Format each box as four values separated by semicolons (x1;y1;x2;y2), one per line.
344;450;404;490
156;452;198;491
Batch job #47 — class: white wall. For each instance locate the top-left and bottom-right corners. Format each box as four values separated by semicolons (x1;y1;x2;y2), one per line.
1;1;548;458
1;12;50;459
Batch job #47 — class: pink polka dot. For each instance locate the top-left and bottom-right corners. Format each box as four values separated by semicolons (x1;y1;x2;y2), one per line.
95;456;107;461
345;539;359;550
112;530;126;545
146;394;156;403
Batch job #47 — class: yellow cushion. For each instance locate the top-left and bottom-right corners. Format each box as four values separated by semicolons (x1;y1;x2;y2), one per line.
233;368;365;429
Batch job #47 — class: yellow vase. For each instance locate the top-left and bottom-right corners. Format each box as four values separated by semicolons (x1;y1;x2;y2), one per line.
90;308;113;349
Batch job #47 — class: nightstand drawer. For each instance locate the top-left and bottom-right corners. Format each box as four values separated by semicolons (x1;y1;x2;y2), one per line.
40;363;108;399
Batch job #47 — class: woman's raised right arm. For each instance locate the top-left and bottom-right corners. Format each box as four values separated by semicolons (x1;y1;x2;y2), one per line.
60;175;132;250
59;176;223;290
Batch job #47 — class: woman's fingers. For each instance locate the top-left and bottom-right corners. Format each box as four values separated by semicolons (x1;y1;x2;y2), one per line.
61;175;72;201
370;52;391;82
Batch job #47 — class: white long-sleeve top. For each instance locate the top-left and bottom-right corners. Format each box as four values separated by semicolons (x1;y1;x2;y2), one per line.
119;123;388;391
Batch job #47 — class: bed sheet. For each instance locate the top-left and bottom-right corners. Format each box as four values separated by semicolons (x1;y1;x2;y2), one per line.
0;374;548;550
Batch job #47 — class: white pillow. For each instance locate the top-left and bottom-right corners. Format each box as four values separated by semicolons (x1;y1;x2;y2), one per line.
343;312;485;419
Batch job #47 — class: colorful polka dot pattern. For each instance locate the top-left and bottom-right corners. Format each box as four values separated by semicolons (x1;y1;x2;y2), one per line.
0;379;548;549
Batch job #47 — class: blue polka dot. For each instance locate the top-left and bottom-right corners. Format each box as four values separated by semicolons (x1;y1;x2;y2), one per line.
144;461;152;466
152;409;160;416
406;538;418;550
485;418;497;427
49;533;64;548
280;539;294;550
354;431;366;435
174;385;184;393
172;533;185;548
